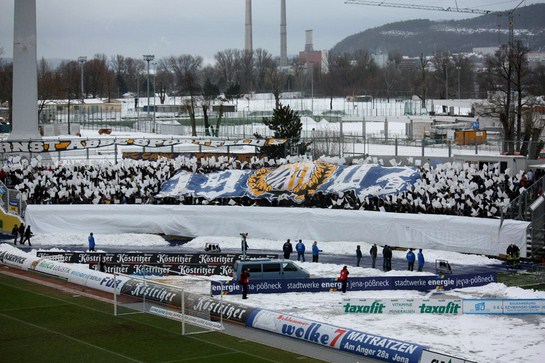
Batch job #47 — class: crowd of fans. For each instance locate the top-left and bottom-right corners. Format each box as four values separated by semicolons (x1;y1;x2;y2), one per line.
0;154;540;219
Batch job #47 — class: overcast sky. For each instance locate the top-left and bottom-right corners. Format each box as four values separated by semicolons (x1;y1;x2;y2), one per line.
0;0;541;63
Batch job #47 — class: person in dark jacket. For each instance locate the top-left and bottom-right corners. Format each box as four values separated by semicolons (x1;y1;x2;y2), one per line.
12;224;18;245
383;245;392;271
311;241;322;262
18;224;25;245
356;245;363;266
339;265;349;293
283;239;293;259
22;225;32;246
296;240;306;262
369;244;378;268
417;249;425;272
239;268;250;299
406;248;416;271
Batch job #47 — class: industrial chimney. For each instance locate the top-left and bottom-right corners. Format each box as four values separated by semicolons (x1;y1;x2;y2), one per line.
305;29;314;52
245;0;253;52
280;0;288;68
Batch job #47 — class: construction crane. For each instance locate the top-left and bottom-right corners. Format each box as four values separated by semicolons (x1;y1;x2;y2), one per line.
344;0;491;15
345;0;526;46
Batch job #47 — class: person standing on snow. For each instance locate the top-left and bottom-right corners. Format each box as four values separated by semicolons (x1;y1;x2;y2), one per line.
406;248;416;271
369;243;378;268
239;268;250;299
296;240;306;262
88;232;96;252
339;265;349;293
22;225;33;246
356;245;363;266
383;245;392;271
283;239;293;259
12;224;19;245
312;241;322;262
417;249;425;272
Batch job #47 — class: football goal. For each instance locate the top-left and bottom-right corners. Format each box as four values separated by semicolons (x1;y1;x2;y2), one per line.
113;266;224;335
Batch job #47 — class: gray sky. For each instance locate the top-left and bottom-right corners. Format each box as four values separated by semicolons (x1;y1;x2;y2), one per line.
0;0;541;62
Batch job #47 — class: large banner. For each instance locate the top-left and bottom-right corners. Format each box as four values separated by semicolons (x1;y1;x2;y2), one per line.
36;251;277;276
0;137;286;153
247;309;427;363
158;161;420;203
211;273;497;295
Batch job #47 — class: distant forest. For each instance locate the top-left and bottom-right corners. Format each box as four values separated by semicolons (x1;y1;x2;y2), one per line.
332;3;545;56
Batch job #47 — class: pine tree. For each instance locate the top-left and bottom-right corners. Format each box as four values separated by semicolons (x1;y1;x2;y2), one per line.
260;104;309;159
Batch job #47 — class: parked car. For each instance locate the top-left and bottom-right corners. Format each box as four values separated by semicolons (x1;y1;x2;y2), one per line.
232;259;310;280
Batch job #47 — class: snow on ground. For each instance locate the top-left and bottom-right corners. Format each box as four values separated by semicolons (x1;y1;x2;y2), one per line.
17;233;545;363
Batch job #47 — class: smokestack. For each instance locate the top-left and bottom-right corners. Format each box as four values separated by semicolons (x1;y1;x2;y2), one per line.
245;0;253;52
305;29;314;52
280;0;288;67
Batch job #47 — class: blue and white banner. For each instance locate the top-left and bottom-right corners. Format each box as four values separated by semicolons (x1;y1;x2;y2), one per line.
247;309;427;363
158;161;420;203
211;273;497;295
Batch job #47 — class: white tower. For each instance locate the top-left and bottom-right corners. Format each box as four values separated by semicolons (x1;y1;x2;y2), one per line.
10;0;40;140
245;0;253;52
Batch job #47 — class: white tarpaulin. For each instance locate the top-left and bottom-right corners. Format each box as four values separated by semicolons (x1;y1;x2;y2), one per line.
25;204;529;257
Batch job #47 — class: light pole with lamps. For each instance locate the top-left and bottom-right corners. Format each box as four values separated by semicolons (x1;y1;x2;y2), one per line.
152;62;157;132
456;66;461;100
143;54;155;127
78;56;87;129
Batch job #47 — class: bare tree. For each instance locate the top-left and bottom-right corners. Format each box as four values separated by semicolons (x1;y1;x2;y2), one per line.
167;54;203;136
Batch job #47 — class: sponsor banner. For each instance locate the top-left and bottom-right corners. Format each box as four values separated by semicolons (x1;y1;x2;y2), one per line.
186;295;256;325
37;251;276;267
0;249;31;269
248;310;426;363
503;299;545;314
463;299;545;314
463;299;504;314
420;350;467;363
211;273;497;295
89;263;235;276
0;138;285;154
31;258;74;280
341;298;463;315
120;278;181;305
157;161;420;204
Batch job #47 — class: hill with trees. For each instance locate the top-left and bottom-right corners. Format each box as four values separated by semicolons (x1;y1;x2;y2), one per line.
331;3;545;56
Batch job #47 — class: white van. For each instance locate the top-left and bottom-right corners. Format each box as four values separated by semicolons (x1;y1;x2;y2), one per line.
233;259;310;280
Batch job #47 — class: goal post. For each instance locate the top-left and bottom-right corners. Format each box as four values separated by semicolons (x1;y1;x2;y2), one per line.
113;267;224;335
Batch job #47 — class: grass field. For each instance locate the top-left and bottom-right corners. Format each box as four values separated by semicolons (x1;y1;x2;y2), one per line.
0;273;323;363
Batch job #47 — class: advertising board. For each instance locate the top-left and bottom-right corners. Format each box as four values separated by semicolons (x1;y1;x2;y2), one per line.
248;309;427;363
211;273;497;295
341;298;462;315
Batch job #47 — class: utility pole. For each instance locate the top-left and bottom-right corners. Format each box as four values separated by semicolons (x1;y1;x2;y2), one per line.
143;54;155;126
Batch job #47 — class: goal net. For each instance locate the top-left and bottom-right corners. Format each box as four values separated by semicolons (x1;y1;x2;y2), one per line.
113;266;224;335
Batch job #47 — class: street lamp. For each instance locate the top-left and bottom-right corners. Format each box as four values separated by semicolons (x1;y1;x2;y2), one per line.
78;56;87;129
143;54;155;124
78;56;87;102
456;66;461;100
152;62;157;132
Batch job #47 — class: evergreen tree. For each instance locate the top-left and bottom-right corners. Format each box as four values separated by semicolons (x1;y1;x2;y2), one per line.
260;104;309;159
